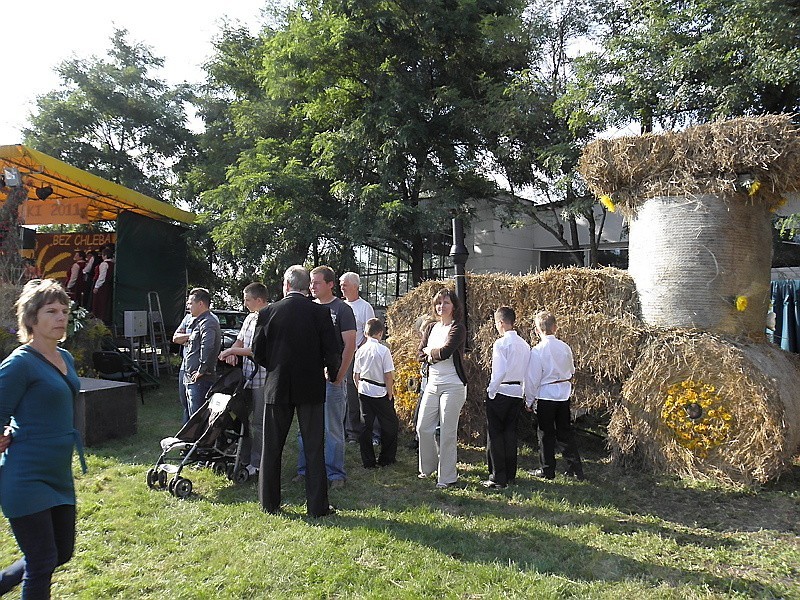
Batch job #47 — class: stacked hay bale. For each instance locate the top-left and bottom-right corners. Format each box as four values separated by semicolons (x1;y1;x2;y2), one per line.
386;268;644;440
581;114;800;485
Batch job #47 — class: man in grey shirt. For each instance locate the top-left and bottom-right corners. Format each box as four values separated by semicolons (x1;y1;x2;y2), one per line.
182;287;221;419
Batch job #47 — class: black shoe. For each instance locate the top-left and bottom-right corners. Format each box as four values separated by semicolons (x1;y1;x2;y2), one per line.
564;470;586;481
311;505;337;518
527;468;555;480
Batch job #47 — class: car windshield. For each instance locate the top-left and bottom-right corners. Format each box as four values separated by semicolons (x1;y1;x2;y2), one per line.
215;312;246;329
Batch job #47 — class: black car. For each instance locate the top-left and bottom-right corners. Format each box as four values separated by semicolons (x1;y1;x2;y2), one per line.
212;310;248;350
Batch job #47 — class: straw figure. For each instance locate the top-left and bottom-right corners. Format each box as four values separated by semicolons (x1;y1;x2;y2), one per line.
387;115;800;486
579;114;800;485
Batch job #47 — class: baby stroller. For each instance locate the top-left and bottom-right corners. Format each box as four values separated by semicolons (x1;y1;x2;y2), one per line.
146;367;252;498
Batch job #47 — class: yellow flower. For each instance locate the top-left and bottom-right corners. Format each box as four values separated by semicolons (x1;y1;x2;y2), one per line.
748;180;761;197
599;195;616;212
660;379;733;457
736;295;748;312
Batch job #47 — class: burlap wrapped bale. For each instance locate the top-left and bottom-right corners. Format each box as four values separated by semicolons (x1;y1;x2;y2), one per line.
609;330;800;486
628;194;772;339
386;268;644;440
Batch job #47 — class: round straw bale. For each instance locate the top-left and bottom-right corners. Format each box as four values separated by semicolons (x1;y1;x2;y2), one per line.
628;194;772;339
611;330;800;486
579;114;800;215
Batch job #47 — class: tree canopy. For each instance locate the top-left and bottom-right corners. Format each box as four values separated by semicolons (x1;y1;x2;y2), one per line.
24;28;196;201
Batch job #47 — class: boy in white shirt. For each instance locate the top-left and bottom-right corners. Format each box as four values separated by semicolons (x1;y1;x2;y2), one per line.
353;318;399;468
524;311;585;481
483;306;530;489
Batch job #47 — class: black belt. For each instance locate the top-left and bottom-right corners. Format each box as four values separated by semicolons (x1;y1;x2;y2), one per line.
362;377;386;387
501;381;521;385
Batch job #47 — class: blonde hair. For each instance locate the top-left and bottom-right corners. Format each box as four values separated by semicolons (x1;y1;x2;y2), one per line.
534;310;557;335
15;279;70;343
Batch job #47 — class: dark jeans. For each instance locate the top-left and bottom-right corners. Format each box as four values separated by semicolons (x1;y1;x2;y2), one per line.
358;393;399;468
485;393;524;485
0;504;76;599
184;376;214;422
536;399;583;477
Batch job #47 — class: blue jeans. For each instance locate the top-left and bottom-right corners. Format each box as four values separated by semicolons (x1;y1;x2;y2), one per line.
185;376;214;422
298;380;347;481
0;504;75;599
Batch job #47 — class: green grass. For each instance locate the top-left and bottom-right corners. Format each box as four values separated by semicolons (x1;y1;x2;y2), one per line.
1;376;798;599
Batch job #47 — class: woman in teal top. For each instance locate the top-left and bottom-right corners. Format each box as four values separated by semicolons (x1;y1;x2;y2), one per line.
0;279;84;599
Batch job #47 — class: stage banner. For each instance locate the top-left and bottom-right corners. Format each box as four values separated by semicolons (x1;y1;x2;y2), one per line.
35;232;117;282
21;199;91;225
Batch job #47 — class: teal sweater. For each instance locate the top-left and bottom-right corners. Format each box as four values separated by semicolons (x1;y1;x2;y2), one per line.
0;345;80;519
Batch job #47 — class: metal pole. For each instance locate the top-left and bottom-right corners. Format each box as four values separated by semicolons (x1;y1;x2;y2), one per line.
449;217;469;344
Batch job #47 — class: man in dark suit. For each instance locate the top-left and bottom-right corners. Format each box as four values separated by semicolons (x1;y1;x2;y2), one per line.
252;265;342;517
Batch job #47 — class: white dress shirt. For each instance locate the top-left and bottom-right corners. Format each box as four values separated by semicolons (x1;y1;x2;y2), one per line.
353;337;395;397
525;335;575;406
486;330;530;399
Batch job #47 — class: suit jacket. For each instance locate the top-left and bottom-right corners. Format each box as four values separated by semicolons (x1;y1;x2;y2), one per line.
252;292;342;405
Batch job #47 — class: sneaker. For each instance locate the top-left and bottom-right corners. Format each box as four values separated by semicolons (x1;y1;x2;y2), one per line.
372;439;381;446
291;474;305;483
329;479;346;489
246;464;259;477
436;481;457;489
527;468;555;480
481;480;507;489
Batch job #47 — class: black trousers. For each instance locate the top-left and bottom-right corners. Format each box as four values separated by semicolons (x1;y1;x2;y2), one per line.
260;403;329;517
358;393;399;467
485;393;524;485
0;504;75;599
536;399;583;477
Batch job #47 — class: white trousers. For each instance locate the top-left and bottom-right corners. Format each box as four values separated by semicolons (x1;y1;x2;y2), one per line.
416;381;467;485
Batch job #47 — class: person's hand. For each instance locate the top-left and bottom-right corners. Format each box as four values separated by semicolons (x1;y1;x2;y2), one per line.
0;426;12;452
223;354;237;366
190;371;203;383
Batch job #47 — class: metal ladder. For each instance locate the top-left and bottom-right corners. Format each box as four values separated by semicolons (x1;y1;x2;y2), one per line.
147;291;173;377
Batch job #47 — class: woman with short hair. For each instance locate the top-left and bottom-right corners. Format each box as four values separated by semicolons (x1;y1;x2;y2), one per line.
0;279;85;598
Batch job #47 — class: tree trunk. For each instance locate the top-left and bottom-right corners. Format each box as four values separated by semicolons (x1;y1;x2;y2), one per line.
410;235;424;286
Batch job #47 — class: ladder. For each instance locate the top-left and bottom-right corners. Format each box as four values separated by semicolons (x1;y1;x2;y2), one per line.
147;291;173;377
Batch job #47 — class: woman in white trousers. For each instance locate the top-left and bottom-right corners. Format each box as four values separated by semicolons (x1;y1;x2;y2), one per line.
416;289;468;488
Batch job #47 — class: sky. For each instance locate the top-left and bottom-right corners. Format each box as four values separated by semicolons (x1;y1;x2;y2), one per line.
0;1;269;144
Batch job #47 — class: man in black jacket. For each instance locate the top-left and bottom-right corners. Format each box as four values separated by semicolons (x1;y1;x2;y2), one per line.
252;265;342;517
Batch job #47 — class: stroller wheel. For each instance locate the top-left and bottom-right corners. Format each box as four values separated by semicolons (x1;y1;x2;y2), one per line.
168;477;177;495
173;477;193;499
226;464;235;480
234;466;250;484
158;470;168;489
212;460;227;476
146;468;159;489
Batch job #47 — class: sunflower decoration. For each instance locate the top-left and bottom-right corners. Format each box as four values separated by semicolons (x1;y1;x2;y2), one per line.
660;379;734;457
392;358;423;420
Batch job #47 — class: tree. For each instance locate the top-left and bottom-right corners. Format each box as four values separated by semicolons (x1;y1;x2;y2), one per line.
24;29;196;201
193;0;533;287
482;0;614;266
563;0;800;133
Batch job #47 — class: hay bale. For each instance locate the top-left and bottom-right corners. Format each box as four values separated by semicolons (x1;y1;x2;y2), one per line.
385;268;644;439
610;330;800;486
628;194;772;339
579;114;800;215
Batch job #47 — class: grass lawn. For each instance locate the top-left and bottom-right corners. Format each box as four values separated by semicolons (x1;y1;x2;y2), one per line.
1;374;798;599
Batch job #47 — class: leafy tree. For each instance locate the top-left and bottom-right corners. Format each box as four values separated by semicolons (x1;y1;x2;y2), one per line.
563;0;800;133
482;0;614;266
194;0;533;287
24;28;196;201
